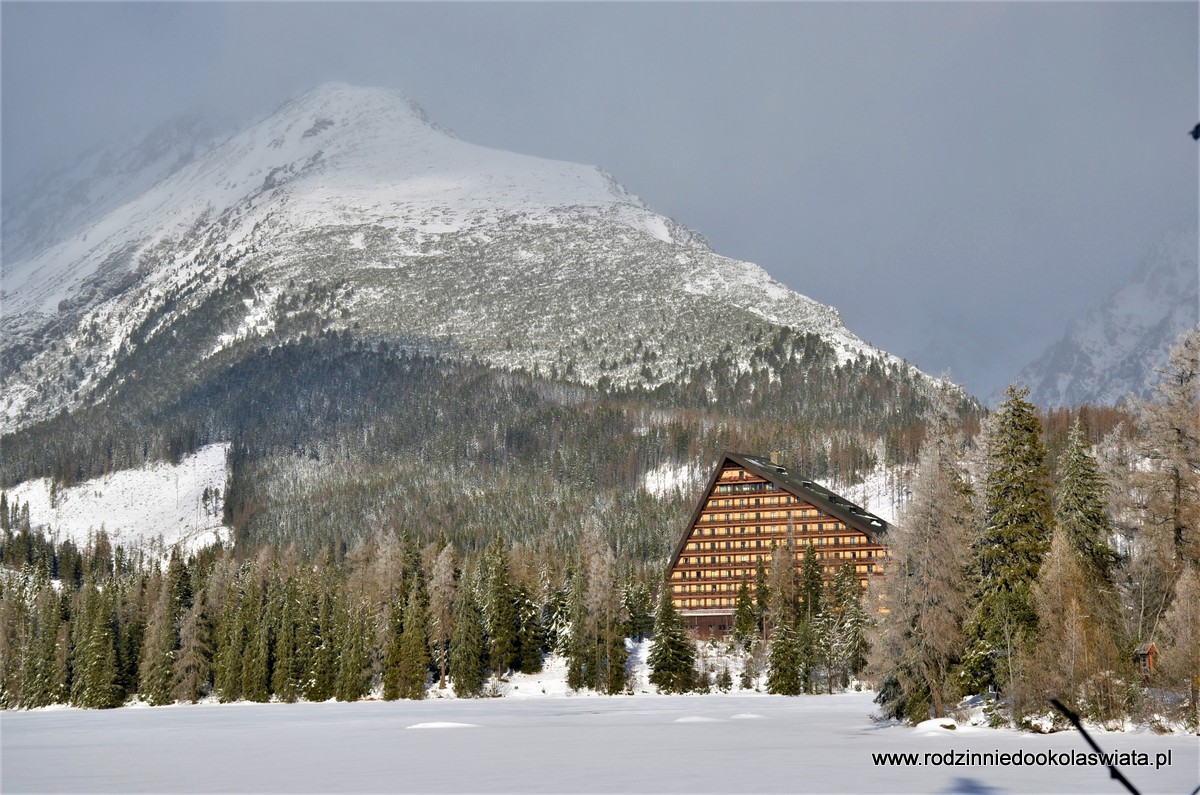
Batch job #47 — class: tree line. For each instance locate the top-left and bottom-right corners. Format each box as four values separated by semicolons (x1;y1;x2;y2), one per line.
0;519;881;708
871;329;1200;731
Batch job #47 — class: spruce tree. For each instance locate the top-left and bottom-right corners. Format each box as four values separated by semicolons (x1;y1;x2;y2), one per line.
831;562;870;683
70;583;122;709
799;545;823;625
812;601;838;694
966;384;1053;695
113;578;144;701
516;587;544;675
305;584;337;702
647;584;694;693
603;627;629;695
166;551;193;617
449;589;486;698
565;574;590;691
21;585;65;708
766;604;803;696
753;558;770;640
1056;419;1121;585
240;577;270;703
334;596;369;702
621;582;653;642
382;595;405;701
482;537;519;675
213;581;246;702
395;581;431;699
269;576;300;703
731;577;757;651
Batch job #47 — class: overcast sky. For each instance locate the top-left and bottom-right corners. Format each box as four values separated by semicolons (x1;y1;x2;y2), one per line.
3;2;1197;399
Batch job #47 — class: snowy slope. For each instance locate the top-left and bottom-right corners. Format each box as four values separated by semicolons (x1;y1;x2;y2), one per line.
1009;221;1199;407
3;444;231;556
3;82;666;320
2;82;931;432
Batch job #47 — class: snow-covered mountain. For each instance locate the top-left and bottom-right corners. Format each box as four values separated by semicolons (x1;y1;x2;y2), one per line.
1008;221;1199;407
2;82;934;432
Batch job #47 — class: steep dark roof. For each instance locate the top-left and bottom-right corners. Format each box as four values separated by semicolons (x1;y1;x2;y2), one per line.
667;451;891;573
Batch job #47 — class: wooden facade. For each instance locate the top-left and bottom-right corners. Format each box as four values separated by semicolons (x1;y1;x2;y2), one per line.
666;452;890;636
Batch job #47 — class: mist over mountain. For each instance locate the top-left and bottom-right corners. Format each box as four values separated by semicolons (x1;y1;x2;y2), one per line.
1007;221;1199;408
1;115;227;265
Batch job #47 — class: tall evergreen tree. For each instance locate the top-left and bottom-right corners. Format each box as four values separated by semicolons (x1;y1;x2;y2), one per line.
395;580;431;699
269;575;301;703
621;582;653;643
166;550;193;618
564;573;591;691
830;563;870;684
382;594;406;702
799;545;823;625
731;577;757;651
647;584;694;693
240;577;271;703
70;583;122;709
1056;419;1121;585
766;603;803;695
113;578;145;701
481;537;519;675
304;576;338;702
966;384;1053;696
213;580;246;702
753;558;770;640
448;588;486;698
21;585;65;708
515;586;544;675
333;596;370;702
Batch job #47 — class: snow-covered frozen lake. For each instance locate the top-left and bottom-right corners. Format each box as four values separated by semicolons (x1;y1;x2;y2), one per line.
2;692;1196;794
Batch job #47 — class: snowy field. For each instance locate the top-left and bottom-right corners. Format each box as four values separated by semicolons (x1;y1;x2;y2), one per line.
3;692;1196;794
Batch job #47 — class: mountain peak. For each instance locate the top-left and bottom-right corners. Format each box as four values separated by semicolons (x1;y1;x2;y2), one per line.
1;82;938;432
268;82;456;140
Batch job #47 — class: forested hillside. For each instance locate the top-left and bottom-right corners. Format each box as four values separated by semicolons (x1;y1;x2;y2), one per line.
2;325;953;556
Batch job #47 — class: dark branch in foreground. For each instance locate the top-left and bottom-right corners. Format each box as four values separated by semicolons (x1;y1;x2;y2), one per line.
1048;697;1140;795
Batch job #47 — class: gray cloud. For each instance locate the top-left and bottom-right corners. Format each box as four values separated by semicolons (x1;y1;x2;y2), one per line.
3;1;1196;397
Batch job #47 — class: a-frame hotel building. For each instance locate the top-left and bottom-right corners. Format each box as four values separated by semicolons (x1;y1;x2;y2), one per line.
666;452;891;636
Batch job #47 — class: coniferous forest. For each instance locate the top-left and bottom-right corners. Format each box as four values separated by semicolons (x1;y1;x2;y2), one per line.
0;328;1197;734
